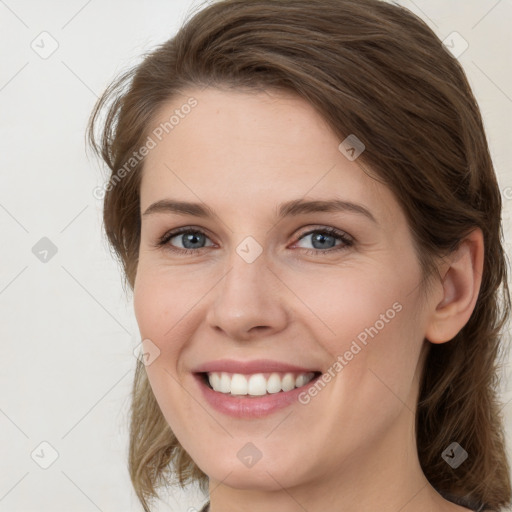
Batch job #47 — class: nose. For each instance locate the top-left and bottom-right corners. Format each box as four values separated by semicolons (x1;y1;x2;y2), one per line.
205;246;289;341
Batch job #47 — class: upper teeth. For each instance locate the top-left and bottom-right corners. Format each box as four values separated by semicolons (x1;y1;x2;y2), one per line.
207;372;316;396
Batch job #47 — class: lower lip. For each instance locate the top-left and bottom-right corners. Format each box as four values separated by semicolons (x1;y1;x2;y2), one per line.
194;373;320;419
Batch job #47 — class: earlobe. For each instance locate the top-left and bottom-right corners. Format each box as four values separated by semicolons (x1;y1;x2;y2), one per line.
425;228;484;344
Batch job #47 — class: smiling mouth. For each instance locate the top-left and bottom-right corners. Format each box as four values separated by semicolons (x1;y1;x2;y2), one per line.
198;371;322;397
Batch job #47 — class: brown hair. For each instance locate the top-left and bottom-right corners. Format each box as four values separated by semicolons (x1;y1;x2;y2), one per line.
87;0;511;510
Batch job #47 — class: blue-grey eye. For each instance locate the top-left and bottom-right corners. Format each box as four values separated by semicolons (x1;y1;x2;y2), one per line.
172;231;209;249
310;232;337;249
296;230;344;250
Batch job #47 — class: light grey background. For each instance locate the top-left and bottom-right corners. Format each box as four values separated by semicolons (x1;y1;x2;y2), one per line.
0;1;511;511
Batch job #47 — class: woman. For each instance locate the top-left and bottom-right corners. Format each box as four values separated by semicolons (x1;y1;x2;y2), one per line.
87;0;511;511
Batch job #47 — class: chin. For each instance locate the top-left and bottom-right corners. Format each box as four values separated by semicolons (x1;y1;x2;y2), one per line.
202;454;310;491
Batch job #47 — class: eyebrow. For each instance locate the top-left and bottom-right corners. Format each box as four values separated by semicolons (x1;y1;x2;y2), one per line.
142;198;377;224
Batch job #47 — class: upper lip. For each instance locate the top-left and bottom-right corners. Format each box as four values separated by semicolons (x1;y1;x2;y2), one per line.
193;359;320;375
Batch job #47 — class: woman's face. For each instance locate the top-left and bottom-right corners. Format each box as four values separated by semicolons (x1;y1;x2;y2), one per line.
134;87;437;491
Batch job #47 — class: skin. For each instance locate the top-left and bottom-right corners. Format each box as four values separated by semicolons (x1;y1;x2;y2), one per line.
133;87;483;512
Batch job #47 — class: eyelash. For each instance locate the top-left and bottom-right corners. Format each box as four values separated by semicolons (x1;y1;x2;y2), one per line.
154;226;354;257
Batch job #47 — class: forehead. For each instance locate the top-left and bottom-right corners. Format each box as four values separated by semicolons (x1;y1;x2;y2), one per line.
140;87;397;224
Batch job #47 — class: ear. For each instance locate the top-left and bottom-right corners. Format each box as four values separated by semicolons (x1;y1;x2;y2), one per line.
425;228;484;344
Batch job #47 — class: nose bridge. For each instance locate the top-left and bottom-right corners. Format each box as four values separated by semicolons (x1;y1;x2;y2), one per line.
206;236;288;339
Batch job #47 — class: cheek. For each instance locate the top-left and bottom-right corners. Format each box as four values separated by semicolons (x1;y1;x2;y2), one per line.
133;269;187;415
133;263;196;354
133;267;197;435
292;287;425;460
288;261;421;350
291;261;425;408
